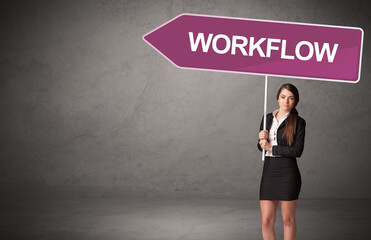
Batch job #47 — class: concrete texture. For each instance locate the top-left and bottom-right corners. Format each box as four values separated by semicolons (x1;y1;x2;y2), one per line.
2;1;371;239
1;0;371;199
2;198;371;239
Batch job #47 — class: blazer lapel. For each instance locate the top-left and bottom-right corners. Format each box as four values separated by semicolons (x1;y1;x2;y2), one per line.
266;113;288;131
266;113;273;130
278;118;287;130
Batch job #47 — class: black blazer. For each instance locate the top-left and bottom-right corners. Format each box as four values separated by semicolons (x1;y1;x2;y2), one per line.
257;113;306;158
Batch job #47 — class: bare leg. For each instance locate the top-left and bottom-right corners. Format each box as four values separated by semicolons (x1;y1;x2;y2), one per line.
281;200;298;240
260;200;279;240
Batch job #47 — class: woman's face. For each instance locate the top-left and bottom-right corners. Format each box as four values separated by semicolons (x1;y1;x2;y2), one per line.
277;88;295;112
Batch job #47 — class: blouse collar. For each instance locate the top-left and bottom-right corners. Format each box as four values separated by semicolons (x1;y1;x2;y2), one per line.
273;109;290;119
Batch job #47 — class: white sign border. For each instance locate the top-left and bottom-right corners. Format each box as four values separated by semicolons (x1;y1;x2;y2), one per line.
143;12;364;84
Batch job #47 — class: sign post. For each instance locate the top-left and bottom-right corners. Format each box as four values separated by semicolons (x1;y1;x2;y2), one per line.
143;13;364;161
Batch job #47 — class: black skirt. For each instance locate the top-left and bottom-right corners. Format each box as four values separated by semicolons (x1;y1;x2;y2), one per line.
260;156;302;201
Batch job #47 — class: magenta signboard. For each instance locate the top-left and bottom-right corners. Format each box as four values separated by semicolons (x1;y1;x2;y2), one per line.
143;13;363;83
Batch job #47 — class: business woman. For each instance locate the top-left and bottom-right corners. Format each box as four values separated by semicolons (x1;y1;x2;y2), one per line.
257;83;306;240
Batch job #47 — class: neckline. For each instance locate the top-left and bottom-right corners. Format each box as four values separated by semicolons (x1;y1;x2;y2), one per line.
273;110;289;122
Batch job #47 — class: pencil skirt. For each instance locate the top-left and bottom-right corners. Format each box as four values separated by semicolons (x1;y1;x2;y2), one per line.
260;156;302;201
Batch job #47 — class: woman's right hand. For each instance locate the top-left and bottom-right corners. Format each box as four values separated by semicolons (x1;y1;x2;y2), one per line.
259;130;268;140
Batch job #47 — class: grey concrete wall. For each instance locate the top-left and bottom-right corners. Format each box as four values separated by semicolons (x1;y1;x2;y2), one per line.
1;0;370;199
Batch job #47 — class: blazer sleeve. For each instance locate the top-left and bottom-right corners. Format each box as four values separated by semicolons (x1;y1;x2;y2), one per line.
257;115;264;152
272;118;306;158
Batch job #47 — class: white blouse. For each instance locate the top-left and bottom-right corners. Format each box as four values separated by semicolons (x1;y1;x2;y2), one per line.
266;109;290;157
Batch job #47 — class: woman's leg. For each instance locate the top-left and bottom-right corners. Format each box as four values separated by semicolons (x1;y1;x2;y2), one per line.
281;200;298;240
260;200;279;240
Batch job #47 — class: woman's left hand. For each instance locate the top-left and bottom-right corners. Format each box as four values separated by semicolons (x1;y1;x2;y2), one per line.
259;139;273;152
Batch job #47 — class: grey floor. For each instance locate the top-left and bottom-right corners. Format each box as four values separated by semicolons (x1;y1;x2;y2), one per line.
1;197;371;240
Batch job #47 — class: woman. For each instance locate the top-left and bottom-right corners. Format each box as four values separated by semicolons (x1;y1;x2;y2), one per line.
257;83;306;240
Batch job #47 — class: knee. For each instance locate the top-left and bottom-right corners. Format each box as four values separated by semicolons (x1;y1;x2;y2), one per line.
282;216;295;227
262;217;275;227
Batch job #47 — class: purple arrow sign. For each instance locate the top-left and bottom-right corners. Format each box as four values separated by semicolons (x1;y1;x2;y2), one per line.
143;13;363;83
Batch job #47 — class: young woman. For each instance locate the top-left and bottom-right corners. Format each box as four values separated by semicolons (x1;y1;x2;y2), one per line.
257;83;306;240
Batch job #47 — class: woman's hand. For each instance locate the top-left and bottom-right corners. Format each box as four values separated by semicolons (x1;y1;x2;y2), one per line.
259;130;268;140
259;139;273;152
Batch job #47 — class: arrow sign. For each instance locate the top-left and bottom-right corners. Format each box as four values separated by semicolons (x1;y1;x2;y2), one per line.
143;13;363;83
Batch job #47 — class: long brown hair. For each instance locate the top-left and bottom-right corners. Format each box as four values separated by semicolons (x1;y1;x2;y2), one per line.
276;83;299;146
